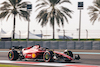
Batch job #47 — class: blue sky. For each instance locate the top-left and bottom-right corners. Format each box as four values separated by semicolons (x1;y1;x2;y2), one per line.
0;0;100;33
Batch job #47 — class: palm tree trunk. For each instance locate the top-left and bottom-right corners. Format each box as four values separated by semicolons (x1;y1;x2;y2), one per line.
53;23;55;40
52;15;55;40
13;15;16;39
52;7;55;40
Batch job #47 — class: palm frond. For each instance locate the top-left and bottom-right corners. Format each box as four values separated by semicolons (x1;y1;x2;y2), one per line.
55;14;60;27
16;0;22;4
61;6;72;19
0;1;11;11
88;2;100;25
36;9;48;26
59;0;71;4
9;0;17;7
35;5;47;12
50;16;54;26
87;6;95;10
0;11;9;20
19;10;30;22
35;0;49;11
6;13;11;21
62;10;72;18
56;9;68;26
36;2;48;7
18;2;30;8
49;0;60;5
36;10;47;19
93;0;100;8
90;13;98;25
9;0;22;7
36;0;72;27
88;6;99;18
41;13;48;26
87;6;98;12
61;6;72;13
1;1;11;7
17;1;31;22
36;0;46;2
98;16;100;21
17;13;22;21
60;17;64;26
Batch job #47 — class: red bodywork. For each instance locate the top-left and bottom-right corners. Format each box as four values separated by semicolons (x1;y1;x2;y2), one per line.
54;51;73;60
22;45;73;60
22;45;45;59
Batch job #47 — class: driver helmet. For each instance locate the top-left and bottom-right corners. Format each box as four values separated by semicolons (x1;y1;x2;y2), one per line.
64;49;68;52
36;44;40;48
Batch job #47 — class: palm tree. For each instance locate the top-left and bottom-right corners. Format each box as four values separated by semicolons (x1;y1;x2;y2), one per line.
88;0;100;25
36;0;73;39
0;0;30;39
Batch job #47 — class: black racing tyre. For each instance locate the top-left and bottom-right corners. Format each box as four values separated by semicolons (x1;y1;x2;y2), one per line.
43;51;54;62
65;51;73;57
8;50;19;61
68;51;73;57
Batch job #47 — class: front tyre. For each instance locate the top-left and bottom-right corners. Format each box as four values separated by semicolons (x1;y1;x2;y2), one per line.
8;50;19;61
43;51;54;62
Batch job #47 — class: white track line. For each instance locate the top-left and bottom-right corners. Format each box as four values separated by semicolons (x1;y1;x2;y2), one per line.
0;60;100;67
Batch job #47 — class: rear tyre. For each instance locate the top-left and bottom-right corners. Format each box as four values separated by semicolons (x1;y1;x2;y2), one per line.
8;50;19;61
64;51;73;57
43;51;54;62
68;51;73;57
64;51;73;62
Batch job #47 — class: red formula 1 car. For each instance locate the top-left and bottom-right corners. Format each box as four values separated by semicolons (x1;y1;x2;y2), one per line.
8;45;80;62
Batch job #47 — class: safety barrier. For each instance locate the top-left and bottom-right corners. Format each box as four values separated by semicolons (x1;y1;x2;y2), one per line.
75;41;84;49
0;41;100;50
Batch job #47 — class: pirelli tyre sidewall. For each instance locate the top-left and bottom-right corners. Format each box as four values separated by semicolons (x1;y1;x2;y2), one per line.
8;50;19;61
43;51;54;62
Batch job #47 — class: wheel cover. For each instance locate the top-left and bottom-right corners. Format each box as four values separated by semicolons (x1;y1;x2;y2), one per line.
9;53;12;58
45;54;49;59
8;52;14;60
45;53;50;60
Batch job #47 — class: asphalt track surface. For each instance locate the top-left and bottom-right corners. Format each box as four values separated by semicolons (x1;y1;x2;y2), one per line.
0;49;100;67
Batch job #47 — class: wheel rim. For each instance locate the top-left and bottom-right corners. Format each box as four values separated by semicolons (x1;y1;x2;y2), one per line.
43;52;51;62
45;53;50;60
45;53;49;60
8;52;13;60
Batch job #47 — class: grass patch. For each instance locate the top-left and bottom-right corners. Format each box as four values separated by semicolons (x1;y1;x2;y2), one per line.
0;64;23;67
1;39;100;41
11;39;71;41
